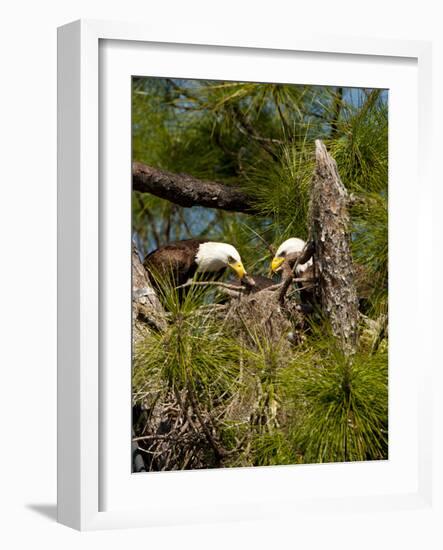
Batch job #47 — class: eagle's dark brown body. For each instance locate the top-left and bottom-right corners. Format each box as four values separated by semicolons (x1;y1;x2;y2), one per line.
229;274;274;293
143;239;226;290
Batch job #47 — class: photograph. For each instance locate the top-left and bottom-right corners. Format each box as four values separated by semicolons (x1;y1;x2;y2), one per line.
131;77;388;472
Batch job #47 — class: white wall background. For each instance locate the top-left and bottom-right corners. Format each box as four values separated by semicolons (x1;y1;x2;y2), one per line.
1;1;442;548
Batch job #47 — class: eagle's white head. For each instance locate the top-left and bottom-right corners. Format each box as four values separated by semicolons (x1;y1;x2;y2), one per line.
195;242;247;279
271;237;312;274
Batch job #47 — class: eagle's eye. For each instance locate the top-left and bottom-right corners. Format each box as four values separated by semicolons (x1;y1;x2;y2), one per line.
280;251;286;258
227;255;235;263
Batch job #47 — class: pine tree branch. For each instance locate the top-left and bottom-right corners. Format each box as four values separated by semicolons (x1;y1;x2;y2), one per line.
133;162;257;214
330;87;343;138
231;105;282;160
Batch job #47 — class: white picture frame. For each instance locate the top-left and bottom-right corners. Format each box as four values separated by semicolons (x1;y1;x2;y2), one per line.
57;19;434;532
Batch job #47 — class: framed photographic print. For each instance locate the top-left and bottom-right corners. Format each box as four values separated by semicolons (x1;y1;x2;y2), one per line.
58;20;434;531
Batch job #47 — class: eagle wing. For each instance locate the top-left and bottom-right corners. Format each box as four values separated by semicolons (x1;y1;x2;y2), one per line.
143;239;205;287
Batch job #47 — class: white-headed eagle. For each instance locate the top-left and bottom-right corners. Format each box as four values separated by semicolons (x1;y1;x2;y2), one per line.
270;237;313;275
270;237;315;306
143;238;247;289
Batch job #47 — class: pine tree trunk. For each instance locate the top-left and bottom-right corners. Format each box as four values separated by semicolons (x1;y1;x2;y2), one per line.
309;140;359;354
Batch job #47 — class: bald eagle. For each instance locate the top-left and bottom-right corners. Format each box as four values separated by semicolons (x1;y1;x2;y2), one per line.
270;238;313;276
143;238;247;290
271;238;315;305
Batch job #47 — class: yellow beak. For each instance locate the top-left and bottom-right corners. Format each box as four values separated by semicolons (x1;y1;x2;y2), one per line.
228;261;247;279
271;256;285;273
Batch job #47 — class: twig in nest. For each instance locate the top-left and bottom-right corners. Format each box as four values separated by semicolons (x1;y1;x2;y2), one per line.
187;384;227;461
198;303;228;311
133;434;169;442
176;280;247;292
261;277;313;293
137;446;165;456
259;282;283;292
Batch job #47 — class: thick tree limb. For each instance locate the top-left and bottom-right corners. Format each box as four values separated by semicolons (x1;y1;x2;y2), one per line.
133;162;257;214
309;140;359;354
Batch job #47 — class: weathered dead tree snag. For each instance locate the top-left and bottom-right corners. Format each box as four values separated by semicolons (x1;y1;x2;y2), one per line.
133;162;257;214
132;243;166;339
309;140;359;354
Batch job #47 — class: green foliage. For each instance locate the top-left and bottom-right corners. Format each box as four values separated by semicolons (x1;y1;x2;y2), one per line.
280;329;388;463
134;276;240;396
134;300;388;466
251;432;297;466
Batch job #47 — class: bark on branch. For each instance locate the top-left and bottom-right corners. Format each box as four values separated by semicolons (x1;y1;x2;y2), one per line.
309;140;359;354
133;162;257;214
132;243;166;338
